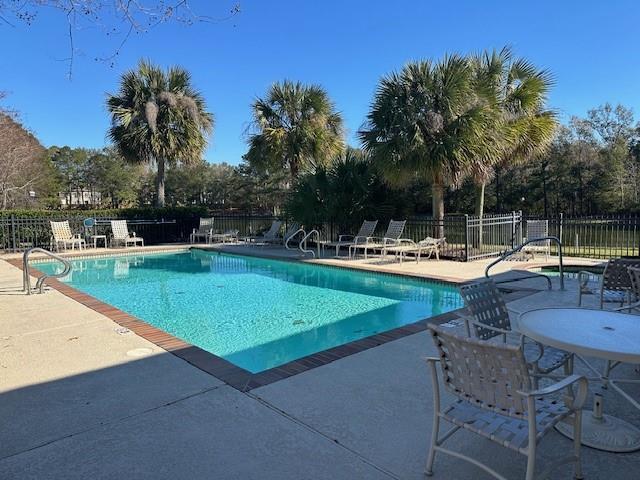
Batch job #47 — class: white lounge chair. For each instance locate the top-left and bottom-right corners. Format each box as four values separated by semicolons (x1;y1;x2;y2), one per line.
384;236;446;263
246;220;282;245
190;217;215;244
523;220;550;260
50;220;86;251
349;220;406;259
272;222;301;246
110;220;144;248
210;229;240;244
324;220;378;258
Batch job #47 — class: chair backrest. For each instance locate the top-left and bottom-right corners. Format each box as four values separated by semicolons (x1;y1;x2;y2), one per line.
355;220;378;239
263;220;282;238
50;221;73;241
383;220;406;240
197;217;214;233
603;258;640;292
526;220;549;247
627;266;640;302
111;220;130;240
428;324;532;418
284;223;300;240
458;279;511;340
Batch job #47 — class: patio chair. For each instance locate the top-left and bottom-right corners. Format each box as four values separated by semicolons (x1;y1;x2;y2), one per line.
383;236;446;263
50;220;86;251
190;217;215;244
110;220;144;248
348;220;406;259
425;324;588;480
267;222;301;246
245;220;282;244
459;279;573;386
523;220;550;260
578;258;640;308
324;220;378;257
210;229;240;244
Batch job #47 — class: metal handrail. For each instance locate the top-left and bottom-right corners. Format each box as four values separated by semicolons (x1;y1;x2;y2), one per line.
23;247;73;294
484;236;564;290
285;228;306;250
299;230;320;258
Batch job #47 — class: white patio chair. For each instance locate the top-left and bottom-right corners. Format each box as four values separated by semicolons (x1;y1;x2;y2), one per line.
426;324;588;480
110;220;144;248
190;217;215;244
523;220;550;260
383;236;446;263
578;258;640;307
459;279;573;386
210;229;240;244
266;222;300;246
324;220;378;258
50;220;86;251
349;220;406;259
245;220;282;244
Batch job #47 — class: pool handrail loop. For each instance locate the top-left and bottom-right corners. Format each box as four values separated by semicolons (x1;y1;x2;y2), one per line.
300;230;320;258
23;247;73;294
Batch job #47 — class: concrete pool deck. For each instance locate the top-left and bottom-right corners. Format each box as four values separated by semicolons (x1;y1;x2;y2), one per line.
1;246;638;479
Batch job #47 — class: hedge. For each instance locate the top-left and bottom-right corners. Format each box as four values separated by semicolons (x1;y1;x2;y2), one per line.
0;206;208;220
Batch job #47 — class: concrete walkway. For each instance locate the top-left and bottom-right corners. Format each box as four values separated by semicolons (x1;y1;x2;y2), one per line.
1;253;638;479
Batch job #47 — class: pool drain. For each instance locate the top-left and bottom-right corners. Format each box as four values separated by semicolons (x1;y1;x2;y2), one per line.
115;327;131;335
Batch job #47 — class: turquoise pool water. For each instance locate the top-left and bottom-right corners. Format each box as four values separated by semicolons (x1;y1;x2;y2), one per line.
38;250;462;373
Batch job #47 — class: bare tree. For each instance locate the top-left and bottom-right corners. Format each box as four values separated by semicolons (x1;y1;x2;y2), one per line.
0;1;240;77
0;113;47;209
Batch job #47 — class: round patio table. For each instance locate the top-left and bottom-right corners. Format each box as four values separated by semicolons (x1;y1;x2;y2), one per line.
519;307;640;452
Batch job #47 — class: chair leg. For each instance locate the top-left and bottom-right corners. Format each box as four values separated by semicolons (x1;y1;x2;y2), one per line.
564;356;575;397
425;414;440;476
573;410;584;479
525;442;536;480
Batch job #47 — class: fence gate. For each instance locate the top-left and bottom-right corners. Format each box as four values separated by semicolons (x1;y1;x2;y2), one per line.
465;212;522;261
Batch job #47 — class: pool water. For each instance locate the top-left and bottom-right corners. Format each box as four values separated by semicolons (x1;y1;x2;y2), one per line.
38;250;462;373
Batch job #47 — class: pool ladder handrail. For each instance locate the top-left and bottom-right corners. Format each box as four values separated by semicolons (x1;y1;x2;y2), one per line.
484;236;564;291
23;247;73;294
299;230;320;258
285;227;306;251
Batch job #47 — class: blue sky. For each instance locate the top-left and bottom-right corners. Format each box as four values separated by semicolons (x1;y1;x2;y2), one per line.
1;0;639;165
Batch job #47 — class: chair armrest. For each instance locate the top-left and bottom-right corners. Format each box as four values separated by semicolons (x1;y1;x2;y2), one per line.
467;319;512;337
382;237;401;246
338;235;354;242
518;374;589;410
424;357;440;364
577;271;594;290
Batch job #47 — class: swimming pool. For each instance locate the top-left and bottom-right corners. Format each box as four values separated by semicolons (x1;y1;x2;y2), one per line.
38;250;462;373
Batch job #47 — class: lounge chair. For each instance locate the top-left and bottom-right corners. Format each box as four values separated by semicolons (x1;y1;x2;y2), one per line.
522;220;550;260
110;220;144;248
324;220;378;258
50;220;86;251
210;229;240;244
245;220;282;244
190;217;215;244
384;236;446;263
348;220;406;259
578;258;640;307
426;324;587;480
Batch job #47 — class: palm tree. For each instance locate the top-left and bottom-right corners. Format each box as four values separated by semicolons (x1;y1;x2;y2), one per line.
245;80;345;181
106;59;213;207
359;55;500;237
469;47;558;216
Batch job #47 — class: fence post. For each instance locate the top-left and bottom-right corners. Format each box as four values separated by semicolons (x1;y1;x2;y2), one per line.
464;214;469;262
10;214;16;253
559;212;563;250
511;211;516;248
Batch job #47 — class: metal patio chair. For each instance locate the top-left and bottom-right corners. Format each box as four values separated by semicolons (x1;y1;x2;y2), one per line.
426;324;588;480
522;220;550;260
110;220;144;248
578;258;640;308
324;220;378;258
190;217;215;243
50;220;86;251
459;279;573;385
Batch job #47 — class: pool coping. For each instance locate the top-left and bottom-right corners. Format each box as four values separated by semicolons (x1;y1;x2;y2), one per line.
6;251;537;392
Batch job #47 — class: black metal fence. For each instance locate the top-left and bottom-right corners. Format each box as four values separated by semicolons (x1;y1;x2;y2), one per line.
3;211;638;260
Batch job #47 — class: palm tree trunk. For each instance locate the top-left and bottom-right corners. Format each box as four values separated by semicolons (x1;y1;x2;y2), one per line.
156;157;166;207
474;182;485;248
432;179;445;239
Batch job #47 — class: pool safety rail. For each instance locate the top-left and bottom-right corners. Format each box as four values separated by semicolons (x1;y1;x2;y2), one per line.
484;236;565;290
299;230;320;258
22;247;72;294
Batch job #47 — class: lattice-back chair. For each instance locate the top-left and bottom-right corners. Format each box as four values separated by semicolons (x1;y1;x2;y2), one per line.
355;220;378;240
349;219;407;259
50;220;85;251
110;220;144;248
426;324;588;480
578;258;640;308
190;217;215;243
523;220;550;260
459;279;573;383
382;219;406;241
